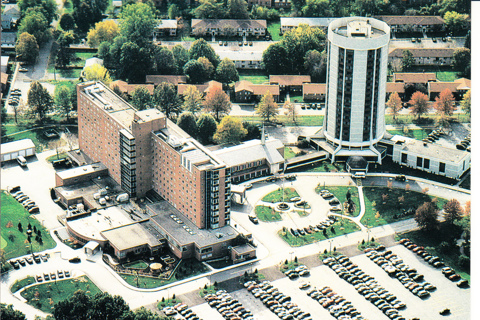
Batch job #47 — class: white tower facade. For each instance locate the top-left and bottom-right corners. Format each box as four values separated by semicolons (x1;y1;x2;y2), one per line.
323;17;390;162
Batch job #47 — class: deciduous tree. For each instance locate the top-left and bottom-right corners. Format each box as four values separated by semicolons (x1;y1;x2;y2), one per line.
386;92;403;120
215;58;239;85
119;3;157;46
119;42;152;83
19;0;57;24
84;64;112;84
194;0;226;19
177;112;198;138
284;101;297;125
87;20;120;48
54;86;73;121
153;47;177;75
189;39;220;67
443;199;463;224
304;49;326;82
434;88;456;117
203;86;231;121
262;43;289;75
168;4;180;19
452;47;470;78
172;44;190;72
15;32;39;64
444;11;469;35
213;116;247;144
460;90;471;116
256;91;278;122
415;201;439;231
401;49;414;71
73;2;98;33
302;0;333;17
197;113;217;144
408;91;429;119
18;8;50;45
183;60;207;84
0;303;26;320
59;13;75;31
131;86;152;111
197;57;215;79
182;85;203;113
227;0;249;19
27;81;53;121
153;82;181;119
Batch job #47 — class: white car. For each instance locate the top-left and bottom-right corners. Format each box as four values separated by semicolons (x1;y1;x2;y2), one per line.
299;281;310;289
162;307;176;316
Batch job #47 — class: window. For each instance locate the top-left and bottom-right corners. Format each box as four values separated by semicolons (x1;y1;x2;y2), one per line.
416;157;423;167
424;158;430;169
439;162;445;173
401;153;408;164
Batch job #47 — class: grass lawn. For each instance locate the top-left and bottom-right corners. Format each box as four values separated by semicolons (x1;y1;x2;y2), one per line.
279;218;361;247
45;152;69;162
267;21;282;41
157;297;181;310
255;205;282;222
11;276;36;293
396;223;469;282
315;186;360;217
262;187;299;203
231;115;324;126
2;125;60;152
357;241;381;252
290;161;346;173
121;259;209;288
387;129;431;140
123;260;149;269
361;187;448;228
198;284;217;298
1;191;56;260
238;70;269;84
46;66;82;79
435;71;458;82
289;95;304;103
385;114;470;125
280;260;304;272
21;276;102;313
284;147;297;160
47;80;79;92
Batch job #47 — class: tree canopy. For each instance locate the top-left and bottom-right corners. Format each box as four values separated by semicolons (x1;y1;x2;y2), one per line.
84;64;112;83
153;47;178;75
434;89;456;117
177;112;198;138
401;50;414;71
213;116;247;144
131;86;152;111
18;8;50;45
408;91;429;118
197;113;217;144
0;303;26;320
256;91;279;122
182;85;203;113
119;3;157;46
443;199;463;224
19;0;57;24
194;0;226;19
452;48;470;78
386;92;403;120
27;81;53;121
215;58;239;84
415;201;439;231
59;13;75;31
153;82;181;119
54;85;73;121
87;20;120;48
16;32;39;64
227;0;249;19
183;60;208;84
460;90;471;116
203;86;231;121
189;39;220;68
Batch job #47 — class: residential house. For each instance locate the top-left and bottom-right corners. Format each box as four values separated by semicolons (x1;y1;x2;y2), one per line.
217;51;263;69
146;75;187;86
386;82;405;100
191;19;267;37
393;72;437;85
1;15;14;30
375;16;445;33
1;32;16;48
246;0;272;7
3;4;21;19
269;75;311;93
273;0;291;8
280;17;336;34
177;81;223;96
154;19;178;37
428;78;471;100
388;48;455;66
234;80;280;102
110;80;154;96
302;83;326;101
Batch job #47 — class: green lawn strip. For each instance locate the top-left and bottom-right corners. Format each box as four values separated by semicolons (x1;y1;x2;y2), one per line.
198;284;217;298
267;21;282;41
357;241;381;252
361;187;448;228
1;191;56;260
291;161;346;173
279;219;361;247
21;276;102;313
385;113;469;125
255;205;282;222
1;236;7;249
396;223;469;282
121;259;209;289
238;70;269;84
11;276;36;293
47;80;79;92
232;115;324;126
45;152;69;162
435;71;458;82
289;95;304;103
387;129;431;140
280;260;303;272
315;185;360;217
123;260;149;269
157;297;181;309
284;147;297;160
262;187;299;203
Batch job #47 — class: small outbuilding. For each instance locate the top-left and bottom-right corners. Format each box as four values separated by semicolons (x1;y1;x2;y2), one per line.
84;241;101;255
1;139;36;162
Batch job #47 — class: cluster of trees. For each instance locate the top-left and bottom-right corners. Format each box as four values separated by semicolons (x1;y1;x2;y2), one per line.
291;0;412;17
386;87;470;122
194;0;250;19
58;0;109;33
262;24;326;79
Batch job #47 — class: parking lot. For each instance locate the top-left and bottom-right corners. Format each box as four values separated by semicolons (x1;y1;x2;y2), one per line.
178;244;469;320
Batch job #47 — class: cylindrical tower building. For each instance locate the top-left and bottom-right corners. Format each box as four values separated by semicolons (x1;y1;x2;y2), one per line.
323;17;390;163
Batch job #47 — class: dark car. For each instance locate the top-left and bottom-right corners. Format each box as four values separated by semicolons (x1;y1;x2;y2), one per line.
329;199;340;205
69;257;81;263
432;37;437;42
266;176;277;182
395;175;406;182
457;279;469;288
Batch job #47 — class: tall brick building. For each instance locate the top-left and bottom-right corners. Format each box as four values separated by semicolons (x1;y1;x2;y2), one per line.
77;81;232;230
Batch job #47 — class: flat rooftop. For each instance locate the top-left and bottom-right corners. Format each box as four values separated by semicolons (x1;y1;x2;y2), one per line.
67;206;135;242
101;221;164;251
1;138;35;155
82;82;136;129
148;201;239;248
56;163;107;180
213;139;285;167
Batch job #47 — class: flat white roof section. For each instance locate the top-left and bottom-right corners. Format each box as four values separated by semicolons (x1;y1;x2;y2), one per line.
1;139;36;155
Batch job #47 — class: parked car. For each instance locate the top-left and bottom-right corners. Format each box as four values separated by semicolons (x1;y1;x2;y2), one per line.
395;175;406;182
248;215;259;224
69;257;81;263
245;183;252;189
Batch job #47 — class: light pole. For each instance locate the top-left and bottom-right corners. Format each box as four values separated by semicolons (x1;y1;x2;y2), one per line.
289;251;294;263
328;240;333;254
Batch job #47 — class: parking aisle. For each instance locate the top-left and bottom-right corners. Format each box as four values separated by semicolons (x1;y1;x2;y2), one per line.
229;289;278;320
